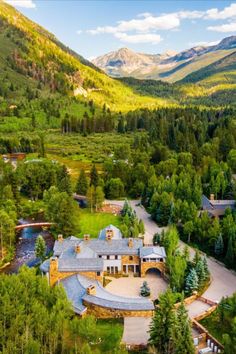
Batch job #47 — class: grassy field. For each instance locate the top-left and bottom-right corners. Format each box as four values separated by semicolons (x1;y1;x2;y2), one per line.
78;209;122;238
23;131;135;183
94;319;124;353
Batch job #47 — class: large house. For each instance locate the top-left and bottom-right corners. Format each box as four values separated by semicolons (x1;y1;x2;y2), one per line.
201;194;236;218
40;224;166;318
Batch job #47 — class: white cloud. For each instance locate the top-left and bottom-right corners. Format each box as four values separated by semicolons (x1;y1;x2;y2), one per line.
84;3;236;45
189;40;221;47
114;32;162;44
208;22;236;32
4;0;36;8
87;13;180;36
205;3;236;20
177;10;204;19
137;12;152;18
77;30;82;35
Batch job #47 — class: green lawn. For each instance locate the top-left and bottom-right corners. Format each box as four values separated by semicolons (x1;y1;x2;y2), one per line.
94;319;124;353
78;209;122;238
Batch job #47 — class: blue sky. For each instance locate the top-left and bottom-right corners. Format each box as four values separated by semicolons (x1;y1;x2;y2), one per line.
5;1;236;59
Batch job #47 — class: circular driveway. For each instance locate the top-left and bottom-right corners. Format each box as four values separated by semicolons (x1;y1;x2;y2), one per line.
105;272;168;301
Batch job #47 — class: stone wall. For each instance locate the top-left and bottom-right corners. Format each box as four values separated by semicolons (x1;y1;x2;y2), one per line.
49;258;101;285
140;261;166;277
78;271;103;283
83;300;154;318
121;255;140;266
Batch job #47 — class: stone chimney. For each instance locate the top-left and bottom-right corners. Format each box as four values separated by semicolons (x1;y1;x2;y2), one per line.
58;234;63;242
106;228;113;240
49;257;58;286
86;285;96;295
128;238;133;248
84;234;90;242
106;232;112;242
75;245;81;253
210;194;215;201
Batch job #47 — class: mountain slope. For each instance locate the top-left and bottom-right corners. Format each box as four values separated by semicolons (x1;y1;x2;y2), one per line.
93;36;236;83
0;1;170;112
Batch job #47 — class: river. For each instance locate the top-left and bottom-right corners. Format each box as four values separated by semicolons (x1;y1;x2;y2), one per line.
1;220;54;274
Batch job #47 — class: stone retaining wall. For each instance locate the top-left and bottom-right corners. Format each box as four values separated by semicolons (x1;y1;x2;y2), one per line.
83;300;154;318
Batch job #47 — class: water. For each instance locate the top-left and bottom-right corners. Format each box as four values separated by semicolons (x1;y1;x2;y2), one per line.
1;221;54;274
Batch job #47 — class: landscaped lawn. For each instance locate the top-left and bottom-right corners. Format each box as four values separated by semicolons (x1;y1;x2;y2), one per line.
94;319;124;353
78;209;122;238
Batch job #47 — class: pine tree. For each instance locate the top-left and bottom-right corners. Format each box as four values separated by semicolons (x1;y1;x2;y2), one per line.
185;268;199;295
172;301;195;354
193;250;201;266
140;281;151;297
90;164;99;187
149;289;176;353
76;169;88;195
138;219;145;235
35;235;46;261
195;258;207;287
215;233;224;256
225;235;235;268
203;256;209;278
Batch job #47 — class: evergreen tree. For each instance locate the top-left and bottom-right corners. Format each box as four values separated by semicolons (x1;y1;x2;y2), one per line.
225;234;235;268
76;169;88;195
172;301;195;354
138;219;145;235
35;235;46;261
90;164;99;187
215;233;224;256
185;268;199;295
203;256;209;278
149;289;176;353
140;281;150;297
195;258;207;287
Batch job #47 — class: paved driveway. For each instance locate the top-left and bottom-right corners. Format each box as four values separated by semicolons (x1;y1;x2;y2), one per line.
105;272;168;301
108;200;236;345
122;317;151;346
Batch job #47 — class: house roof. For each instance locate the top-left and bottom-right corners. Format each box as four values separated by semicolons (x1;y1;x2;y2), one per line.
61;274;154;314
140;246;166;258
85;238;143;255
58;258;103;272
98;224;122;240
201;195;235;216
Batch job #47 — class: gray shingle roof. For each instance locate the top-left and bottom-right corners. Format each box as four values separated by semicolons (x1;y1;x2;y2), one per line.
40;259;50;273
61;274;154;313
60;274;87;315
98;224;122;240
58;258;103;271
140;246;166;258
86;239;143;255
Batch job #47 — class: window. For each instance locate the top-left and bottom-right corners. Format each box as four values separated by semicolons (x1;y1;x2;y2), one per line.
97;271;101;276
107;255;110;260
107;266;110;274
115;255;118;260
115;266;118;274
98;255;102;258
129;256;133;261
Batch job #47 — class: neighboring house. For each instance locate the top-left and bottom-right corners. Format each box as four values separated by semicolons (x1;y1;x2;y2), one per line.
40;224;166;317
201;194;236;218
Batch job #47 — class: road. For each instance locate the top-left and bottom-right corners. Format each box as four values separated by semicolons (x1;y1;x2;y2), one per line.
108;200;236;345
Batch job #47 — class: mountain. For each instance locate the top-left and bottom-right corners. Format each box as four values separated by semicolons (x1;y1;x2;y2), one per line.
92;47;177;78
0;1;169;112
92;36;236;83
